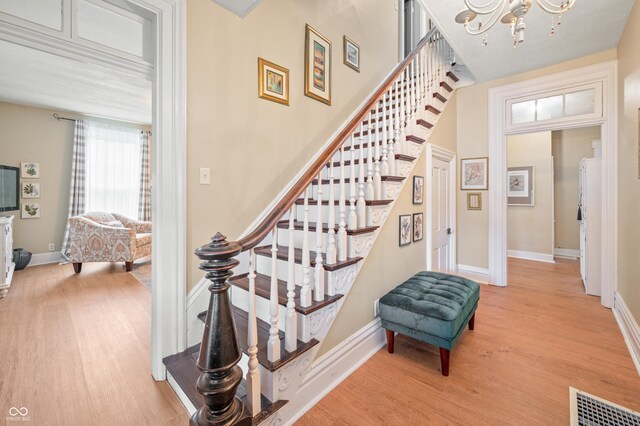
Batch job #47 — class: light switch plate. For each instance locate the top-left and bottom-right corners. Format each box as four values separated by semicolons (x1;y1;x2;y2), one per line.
200;167;211;185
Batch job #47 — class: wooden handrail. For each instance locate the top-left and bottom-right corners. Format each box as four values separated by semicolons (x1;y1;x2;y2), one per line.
230;28;437;253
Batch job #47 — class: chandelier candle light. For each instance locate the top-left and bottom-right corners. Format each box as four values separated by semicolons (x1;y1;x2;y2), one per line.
455;0;575;47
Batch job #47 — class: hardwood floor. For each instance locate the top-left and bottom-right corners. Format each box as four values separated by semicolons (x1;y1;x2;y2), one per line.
298;258;640;425
0;262;189;425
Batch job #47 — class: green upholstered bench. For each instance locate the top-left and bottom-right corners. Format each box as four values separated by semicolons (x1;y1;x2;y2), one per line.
379;271;479;376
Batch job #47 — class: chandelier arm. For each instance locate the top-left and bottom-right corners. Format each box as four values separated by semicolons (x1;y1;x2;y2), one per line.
463;0;506;15
463;6;505;36
534;0;576;14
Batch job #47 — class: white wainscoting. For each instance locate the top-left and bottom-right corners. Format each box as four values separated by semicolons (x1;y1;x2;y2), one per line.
613;292;640;376
553;248;580;259
507;250;555;264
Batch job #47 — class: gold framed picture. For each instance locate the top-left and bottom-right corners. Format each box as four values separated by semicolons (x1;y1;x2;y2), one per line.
258;58;289;105
467;192;482;210
343;35;360;72
305;24;331;105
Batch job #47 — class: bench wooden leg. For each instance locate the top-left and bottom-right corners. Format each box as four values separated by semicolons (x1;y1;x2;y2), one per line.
439;347;450;376
469;313;476;331
386;329;395;354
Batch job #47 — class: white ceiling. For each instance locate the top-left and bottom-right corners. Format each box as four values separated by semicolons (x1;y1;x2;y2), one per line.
422;0;634;82
0;40;152;124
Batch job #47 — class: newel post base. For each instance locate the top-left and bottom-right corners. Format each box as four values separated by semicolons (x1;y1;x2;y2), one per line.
190;233;250;426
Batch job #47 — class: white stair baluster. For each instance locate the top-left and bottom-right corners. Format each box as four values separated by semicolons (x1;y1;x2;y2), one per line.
381;97;389;176
300;187;312;308
417;50;423;111
337;145;348;262
246;248;260;416
285;207;297;352
410;61;416;119
268;227;281;362
390;80;399;176
357;123;366;228
366;112;375;201
326;161;337;265
348;136;358;231
314;170;325;302
372;109;382;200
400;69;407;155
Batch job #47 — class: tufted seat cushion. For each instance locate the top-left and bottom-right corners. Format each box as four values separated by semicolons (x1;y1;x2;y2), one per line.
379;271;479;350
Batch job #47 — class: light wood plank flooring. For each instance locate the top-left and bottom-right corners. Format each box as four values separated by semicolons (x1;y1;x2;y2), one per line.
298;258;640;425
0;262;189;425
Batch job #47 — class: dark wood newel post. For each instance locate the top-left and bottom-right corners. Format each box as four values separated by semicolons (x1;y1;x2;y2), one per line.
191;232;249;426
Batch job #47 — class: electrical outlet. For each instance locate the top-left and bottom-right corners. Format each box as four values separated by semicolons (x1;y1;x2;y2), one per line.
48;243;55;251
374;299;380;317
199;167;211;185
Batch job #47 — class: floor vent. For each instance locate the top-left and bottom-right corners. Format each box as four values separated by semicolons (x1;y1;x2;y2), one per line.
570;387;640;426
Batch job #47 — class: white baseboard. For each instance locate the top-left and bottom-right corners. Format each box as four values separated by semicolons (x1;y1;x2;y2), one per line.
28;252;64;267
167;372;197;416
613;292;640;376
456;264;489;284
554;248;580;259
507;250;555;264
285;318;386;425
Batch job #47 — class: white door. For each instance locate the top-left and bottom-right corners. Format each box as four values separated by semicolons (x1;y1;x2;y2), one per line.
432;158;452;272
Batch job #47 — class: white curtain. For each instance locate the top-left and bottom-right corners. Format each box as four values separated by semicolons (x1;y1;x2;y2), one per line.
85;122;142;219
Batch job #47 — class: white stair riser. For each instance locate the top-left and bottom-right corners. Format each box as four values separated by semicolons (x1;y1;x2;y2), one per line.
277;227;378;259
231;285;286;331
312;180;403;201
320;158;416;182
255;253;324;288
294;203;392;225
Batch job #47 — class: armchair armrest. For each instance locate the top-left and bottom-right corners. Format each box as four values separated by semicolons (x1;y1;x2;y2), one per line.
68;216;136;262
112;213;152;234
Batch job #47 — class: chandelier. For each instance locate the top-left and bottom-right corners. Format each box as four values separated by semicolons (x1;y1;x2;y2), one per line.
455;0;575;47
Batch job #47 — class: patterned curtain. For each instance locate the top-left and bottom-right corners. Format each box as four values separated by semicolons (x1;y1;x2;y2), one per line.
138;131;151;221
61;119;87;258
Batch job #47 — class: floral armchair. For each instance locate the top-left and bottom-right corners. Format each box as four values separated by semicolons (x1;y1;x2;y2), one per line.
68;211;151;273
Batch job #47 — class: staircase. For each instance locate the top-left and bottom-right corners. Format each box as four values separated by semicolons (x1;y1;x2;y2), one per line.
165;28;459;425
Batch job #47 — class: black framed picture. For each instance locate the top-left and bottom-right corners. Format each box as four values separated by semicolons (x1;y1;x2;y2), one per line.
399;214;411;246
413;213;423;242
413;176;424;205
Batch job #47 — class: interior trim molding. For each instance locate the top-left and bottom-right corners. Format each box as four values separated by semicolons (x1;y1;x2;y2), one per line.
456;264;490;284
613;292;640;376
488;60;618;310
554;248;580;259
507;250;555;264
27;252;64;267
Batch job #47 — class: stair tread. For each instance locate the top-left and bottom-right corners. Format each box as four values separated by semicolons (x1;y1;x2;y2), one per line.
329;153;415;168
425;105;441;115
416;118;433;129
163;346;288;422
351;134;422;151
294;198;393;207
312;175;405;185
433;92;447;103
276;220;379;236
440;81;453;92
406;135;426;144
196;306;319;373
446;71;460;82
255;244;362;272
229;272;344;315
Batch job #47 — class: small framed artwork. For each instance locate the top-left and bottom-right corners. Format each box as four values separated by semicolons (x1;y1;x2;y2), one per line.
413;176;424;205
461;157;488;190
305;24;332;105
258;58;289;106
508;166;534;206
22;202;40;219
22;182;40;199
343;36;360;72
413;213;423;242
399;214;411;246
467;192;482;210
21;162;40;178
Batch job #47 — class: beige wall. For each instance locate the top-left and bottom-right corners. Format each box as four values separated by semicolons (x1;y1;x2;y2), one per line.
507;132;553;256
551;127;599;252
456;49;617;270
319;92;458;356
186;0;400;290
617;1;640;324
0;102;150;256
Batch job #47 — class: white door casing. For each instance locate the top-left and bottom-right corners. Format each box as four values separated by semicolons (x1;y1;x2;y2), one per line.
426;144;456;272
488;61;617;309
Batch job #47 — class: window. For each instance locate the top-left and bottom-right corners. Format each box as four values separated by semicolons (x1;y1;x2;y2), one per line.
85;122;142;218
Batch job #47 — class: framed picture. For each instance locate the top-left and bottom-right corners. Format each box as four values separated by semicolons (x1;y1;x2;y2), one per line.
21;162;40;178
21;202;40;219
22;182;40;199
413;213;423;242
467;192;482;210
413;176;424;205
258;58;289;106
461;157;488;190
305;24;331;105
343;36;360;72
399;214;411;246
508;166;534;206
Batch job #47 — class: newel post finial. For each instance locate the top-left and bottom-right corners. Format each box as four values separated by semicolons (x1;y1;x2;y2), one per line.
190;232;249;426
